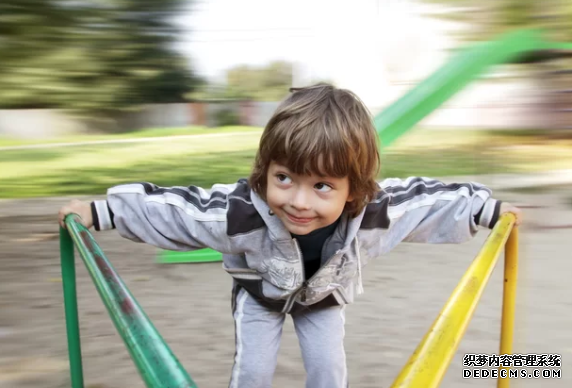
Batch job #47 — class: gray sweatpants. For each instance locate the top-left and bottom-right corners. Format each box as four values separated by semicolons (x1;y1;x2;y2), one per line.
228;286;349;388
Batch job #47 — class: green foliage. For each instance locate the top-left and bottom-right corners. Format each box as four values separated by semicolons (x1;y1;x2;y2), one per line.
0;0;201;113
425;0;572;116
424;0;570;42
214;108;240;127
225;61;293;101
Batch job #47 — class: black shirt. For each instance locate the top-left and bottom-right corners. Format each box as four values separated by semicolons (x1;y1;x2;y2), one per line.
291;218;341;280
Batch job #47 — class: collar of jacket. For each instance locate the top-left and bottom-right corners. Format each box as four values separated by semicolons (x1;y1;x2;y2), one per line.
249;189;367;250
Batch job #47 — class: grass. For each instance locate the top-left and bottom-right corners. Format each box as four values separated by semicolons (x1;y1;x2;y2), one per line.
0;126;262;147
1;128;572;199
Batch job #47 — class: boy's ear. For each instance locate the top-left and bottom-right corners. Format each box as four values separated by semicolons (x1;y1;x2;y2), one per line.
346;193;355;203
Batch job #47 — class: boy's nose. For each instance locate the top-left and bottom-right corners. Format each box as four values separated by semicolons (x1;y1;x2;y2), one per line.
290;189;311;210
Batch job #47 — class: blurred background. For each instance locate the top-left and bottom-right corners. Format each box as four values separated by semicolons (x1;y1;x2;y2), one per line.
1;0;572;387
0;0;572;196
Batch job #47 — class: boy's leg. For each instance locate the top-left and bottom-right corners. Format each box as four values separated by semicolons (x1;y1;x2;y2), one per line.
228;285;285;388
292;304;349;388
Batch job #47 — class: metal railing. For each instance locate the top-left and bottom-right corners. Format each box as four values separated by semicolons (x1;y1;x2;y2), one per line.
60;214;197;388
60;212;517;388
389;213;519;388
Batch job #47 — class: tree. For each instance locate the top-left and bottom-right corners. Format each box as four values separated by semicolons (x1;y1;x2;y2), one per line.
225;61;293;101
424;0;572;130
0;0;200;113
425;0;572;42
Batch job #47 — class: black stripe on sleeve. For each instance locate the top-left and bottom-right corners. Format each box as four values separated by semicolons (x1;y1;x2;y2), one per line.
139;182;228;212
489;200;502;228
91;202;101;231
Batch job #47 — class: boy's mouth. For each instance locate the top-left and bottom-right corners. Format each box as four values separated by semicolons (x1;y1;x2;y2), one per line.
285;212;315;224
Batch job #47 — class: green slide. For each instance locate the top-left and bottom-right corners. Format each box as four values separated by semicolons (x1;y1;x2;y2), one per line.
159;28;571;264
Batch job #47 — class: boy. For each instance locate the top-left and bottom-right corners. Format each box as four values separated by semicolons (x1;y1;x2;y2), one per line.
59;84;522;388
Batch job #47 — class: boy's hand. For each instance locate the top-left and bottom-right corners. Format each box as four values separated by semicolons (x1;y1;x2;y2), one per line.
500;202;522;226
58;200;93;229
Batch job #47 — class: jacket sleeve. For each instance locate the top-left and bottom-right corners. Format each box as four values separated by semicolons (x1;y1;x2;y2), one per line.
362;177;501;253
90;182;239;253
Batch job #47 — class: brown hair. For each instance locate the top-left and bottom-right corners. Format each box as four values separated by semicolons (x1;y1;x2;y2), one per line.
249;83;381;218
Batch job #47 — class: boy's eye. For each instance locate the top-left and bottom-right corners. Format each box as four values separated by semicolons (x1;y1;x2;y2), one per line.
276;174;292;184
314;183;332;193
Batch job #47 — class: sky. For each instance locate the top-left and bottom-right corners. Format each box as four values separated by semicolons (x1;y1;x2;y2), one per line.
175;0;460;106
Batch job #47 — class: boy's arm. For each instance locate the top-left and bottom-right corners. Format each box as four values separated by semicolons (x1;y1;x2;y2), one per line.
377;176;500;245
91;182;238;253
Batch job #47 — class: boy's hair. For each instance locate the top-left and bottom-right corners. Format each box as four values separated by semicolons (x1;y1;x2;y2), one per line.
249;83;381;218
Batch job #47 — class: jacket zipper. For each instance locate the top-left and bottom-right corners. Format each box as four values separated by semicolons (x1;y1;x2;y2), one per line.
308;249;343;282
298;244;345;304
294;238;312;303
284;240;346;310
292;238;306;283
282;239;306;313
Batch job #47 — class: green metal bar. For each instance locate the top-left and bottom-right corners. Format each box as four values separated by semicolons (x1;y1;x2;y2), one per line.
63;214;197;388
158;248;222;264
541;40;572;51
60;225;85;388
374;28;546;148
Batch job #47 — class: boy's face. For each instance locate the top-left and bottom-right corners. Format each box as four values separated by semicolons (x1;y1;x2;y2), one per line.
266;161;353;235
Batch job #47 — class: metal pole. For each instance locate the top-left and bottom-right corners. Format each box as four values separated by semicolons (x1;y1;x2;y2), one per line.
65;215;197;388
389;214;516;388
60;226;85;388
498;227;519;388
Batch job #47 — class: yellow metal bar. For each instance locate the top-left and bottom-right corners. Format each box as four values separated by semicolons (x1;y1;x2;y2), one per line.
498;226;519;388
390;213;516;388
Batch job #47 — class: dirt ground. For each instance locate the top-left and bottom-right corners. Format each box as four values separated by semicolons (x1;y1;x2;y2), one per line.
0;186;571;388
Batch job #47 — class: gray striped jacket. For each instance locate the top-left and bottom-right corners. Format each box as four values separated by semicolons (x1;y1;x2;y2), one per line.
92;177;501;313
